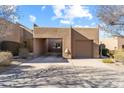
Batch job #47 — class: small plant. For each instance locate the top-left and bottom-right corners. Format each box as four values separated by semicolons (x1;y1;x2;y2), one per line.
108;50;115;58
0;52;13;66
114;49;124;62
102;48;109;56
102;58;114;63
19;48;29;59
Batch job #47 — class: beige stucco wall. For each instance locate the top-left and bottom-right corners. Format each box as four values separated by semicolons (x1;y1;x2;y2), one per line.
0;19;22;43
22;28;33;52
100;36;124;50
71;28;99;58
117;37;124;49
33;38;46;55
100;37;118;50
0;18;33;52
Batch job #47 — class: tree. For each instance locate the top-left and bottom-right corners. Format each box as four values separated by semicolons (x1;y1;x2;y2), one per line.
0;5;19;40
97;5;124;36
0;5;19;21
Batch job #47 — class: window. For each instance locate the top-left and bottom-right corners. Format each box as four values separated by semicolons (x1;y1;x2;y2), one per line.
52;43;61;49
56;43;61;49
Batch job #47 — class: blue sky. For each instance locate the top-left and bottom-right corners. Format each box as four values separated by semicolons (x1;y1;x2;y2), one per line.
17;5;100;29
17;5;106;39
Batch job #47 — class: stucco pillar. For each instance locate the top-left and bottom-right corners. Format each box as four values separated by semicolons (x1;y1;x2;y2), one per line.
33;38;46;56
62;28;72;59
33;38;41;56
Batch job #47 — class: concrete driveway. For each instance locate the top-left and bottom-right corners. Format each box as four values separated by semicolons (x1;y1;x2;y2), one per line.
0;56;124;88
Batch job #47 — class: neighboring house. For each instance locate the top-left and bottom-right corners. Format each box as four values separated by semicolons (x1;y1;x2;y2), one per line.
100;36;124;51
33;26;99;58
0;18;33;55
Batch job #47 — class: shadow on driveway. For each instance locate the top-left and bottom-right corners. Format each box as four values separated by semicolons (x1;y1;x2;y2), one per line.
27;56;69;63
0;65;124;88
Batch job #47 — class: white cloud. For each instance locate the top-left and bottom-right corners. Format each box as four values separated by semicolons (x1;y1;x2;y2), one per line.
74;25;83;28
84;25;89;28
41;6;46;10
74;25;89;28
91;22;95;26
65;5;93;20
52;5;65;19
29;15;36;23
60;20;71;24
52;5;93;22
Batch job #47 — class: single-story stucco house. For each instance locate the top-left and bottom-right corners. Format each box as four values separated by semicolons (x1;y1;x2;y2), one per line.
33;26;99;59
100;36;124;51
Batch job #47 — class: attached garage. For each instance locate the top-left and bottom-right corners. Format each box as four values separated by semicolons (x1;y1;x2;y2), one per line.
73;40;93;58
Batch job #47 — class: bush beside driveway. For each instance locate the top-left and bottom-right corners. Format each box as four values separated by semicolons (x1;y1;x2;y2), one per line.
0;52;13;66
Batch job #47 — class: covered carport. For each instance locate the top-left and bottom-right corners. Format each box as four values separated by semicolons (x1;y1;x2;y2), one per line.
33;38;62;56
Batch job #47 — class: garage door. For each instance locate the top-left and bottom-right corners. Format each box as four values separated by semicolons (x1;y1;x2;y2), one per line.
74;40;93;58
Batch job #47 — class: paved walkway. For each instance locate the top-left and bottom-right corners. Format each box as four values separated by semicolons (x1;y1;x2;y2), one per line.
0;56;124;88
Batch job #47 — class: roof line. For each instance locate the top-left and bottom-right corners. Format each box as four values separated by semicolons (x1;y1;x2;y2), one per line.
16;22;33;34
34;26;98;29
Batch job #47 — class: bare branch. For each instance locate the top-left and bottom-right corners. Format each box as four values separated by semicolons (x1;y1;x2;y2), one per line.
0;5;19;40
0;5;19;22
97;5;124;36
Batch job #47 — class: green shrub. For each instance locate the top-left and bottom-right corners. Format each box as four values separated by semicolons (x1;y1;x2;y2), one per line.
102;48;109;57
114;49;124;62
99;43;110;57
102;58;114;63
19;48;29;59
0;52;13;66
